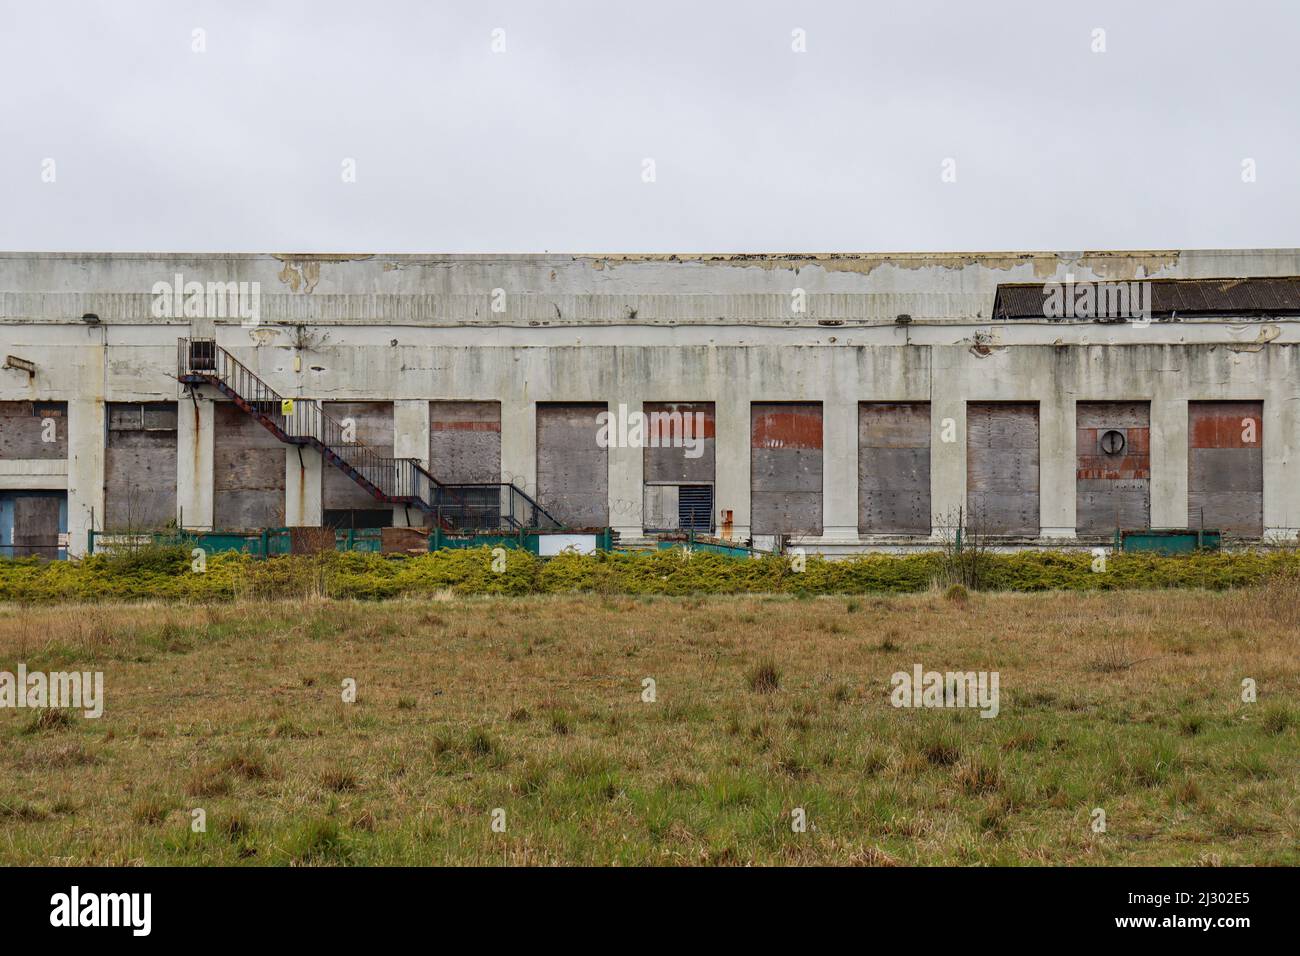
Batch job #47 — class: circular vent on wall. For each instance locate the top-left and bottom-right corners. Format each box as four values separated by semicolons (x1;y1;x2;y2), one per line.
1100;429;1126;455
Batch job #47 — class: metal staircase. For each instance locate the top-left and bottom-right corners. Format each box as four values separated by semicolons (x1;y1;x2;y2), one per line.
177;338;561;532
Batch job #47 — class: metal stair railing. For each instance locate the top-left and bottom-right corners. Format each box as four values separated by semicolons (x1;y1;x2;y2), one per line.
179;337;449;515
178;338;563;531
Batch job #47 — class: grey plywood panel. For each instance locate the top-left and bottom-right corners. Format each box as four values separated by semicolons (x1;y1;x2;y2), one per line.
1189;448;1264;493
1077;482;1150;532
859;402;930;533
0;401;67;460
107;404;142;430
537;403;608;528
859;402;931;447
968;408;1038;449
105;427;178;531
1188;491;1263;535
859;447;929;492
967;403;1039;534
752;491;823;536
143;404;178;430
859;489;931;533
214;403;285;530
323;401;394;512
970;449;1039;494
966;493;1039;534
13;494;60;557
750;447;823;492
430;401;501;483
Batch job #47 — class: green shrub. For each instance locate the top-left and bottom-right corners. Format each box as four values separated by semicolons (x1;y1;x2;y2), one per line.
2;547;1298;603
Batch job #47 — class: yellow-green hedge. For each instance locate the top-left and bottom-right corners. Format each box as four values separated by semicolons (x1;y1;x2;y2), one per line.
1;546;1298;603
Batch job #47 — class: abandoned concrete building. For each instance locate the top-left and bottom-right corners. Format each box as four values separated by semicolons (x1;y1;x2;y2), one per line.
1;250;1299;558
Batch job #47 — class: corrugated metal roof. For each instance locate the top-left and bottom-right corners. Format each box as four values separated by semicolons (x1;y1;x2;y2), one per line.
992;277;1300;320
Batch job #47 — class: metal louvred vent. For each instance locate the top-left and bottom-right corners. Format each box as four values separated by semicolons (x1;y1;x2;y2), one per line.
678;485;713;531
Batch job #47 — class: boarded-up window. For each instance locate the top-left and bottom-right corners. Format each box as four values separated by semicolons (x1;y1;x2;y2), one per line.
967;402;1039;535
322;401;393;516
1076;402;1150;534
0;491;66;558
430;401;501;483
751;403;823;536
214;403;285;530
105;402;178;531
643;402;715;531
859;402;930;534
537;403;607;528
0;401;67;460
1188;400;1263;536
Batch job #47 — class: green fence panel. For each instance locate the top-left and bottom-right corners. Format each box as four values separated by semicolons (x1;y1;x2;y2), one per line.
1122;529;1222;554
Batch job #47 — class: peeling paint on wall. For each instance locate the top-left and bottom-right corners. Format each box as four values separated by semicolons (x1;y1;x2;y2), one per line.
276;260;321;294
579;251;1183;281
1226;325;1281;352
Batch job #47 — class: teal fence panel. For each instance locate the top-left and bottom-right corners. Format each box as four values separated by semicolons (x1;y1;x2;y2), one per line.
1121;529;1222;554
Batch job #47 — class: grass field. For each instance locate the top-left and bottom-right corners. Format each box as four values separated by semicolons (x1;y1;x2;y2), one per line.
1;584;1296;865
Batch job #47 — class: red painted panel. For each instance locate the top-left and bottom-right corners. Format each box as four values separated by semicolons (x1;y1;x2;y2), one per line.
1189;403;1263;449
1076;426;1150;480
644;402;716;440
1077;456;1150;481
751;407;823;449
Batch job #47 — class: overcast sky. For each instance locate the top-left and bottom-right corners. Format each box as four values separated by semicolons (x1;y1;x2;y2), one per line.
1;0;1297;253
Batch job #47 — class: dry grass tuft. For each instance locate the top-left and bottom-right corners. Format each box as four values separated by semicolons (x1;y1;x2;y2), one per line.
746;658;781;694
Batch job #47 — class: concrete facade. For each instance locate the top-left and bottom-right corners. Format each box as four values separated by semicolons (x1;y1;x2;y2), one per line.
1;250;1299;557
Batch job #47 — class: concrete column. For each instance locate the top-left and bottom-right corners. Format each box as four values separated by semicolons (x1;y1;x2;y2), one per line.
499;397;536;499
714;395;750;541
929;382;965;536
285;441;322;527
821;398;859;541
391;400;430;527
176;393;214;531
1150;397;1188;528
66;399;105;558
1039;394;1076;537
607;400;644;538
1263;378;1299;540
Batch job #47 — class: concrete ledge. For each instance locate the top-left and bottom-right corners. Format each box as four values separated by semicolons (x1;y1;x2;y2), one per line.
0;459;68;485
